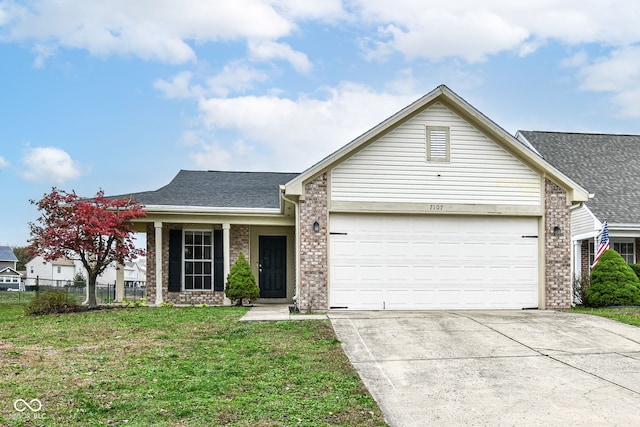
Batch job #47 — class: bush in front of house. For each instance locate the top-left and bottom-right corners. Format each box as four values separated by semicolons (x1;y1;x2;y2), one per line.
225;252;260;306
629;264;640;280
573;274;590;306
587;249;640;307
26;290;80;315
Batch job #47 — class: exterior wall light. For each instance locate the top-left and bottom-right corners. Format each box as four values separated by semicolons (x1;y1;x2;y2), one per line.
313;221;320;233
553;226;561;236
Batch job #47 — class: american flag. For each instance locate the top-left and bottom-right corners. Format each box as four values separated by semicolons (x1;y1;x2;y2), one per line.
591;221;610;269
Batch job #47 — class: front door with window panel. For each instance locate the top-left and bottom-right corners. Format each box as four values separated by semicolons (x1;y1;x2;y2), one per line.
258;236;287;298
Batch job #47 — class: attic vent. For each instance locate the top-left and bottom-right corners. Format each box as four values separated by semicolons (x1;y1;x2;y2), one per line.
427;126;450;162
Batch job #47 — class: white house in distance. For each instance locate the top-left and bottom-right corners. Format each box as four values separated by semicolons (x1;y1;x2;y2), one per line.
25;255;146;288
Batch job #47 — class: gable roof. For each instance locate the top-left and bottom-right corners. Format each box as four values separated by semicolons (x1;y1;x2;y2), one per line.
0;246;17;262
285;85;589;203
116;170;300;211
0;267;22;276
518;130;640;224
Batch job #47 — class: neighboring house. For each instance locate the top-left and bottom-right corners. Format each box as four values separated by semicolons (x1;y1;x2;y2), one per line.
26;255;77;286
0;246;18;270
124;258;146;287
26;255;146;288
0;246;21;290
517;131;640;279
113;85;588;311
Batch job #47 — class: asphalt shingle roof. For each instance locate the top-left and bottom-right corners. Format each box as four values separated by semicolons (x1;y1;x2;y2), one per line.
119;170;300;209
520;131;640;224
0;246;18;262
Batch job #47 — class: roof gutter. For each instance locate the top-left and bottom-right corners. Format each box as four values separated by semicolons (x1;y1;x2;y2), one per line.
141;205;282;215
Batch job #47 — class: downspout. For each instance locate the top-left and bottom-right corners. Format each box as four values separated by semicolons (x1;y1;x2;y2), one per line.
281;187;300;310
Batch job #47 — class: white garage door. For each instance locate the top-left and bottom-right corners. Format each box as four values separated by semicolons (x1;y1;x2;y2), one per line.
330;214;539;310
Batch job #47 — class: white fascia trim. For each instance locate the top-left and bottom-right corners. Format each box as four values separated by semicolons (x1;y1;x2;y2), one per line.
573;232;599;241
143;205;282;215
514;131;541;156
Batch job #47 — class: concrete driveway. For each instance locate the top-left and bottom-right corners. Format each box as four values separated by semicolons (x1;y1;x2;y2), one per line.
329;310;640;426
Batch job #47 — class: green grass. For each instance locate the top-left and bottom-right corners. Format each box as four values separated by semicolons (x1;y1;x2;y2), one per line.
0;292;386;426
571;306;640;327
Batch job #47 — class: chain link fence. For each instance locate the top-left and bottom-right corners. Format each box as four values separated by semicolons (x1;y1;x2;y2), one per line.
16;277;146;304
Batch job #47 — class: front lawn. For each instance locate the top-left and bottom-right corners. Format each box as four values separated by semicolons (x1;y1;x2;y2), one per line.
0;292;386;426
571;306;640;327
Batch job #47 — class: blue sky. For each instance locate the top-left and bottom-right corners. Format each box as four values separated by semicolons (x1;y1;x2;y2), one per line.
2;0;640;247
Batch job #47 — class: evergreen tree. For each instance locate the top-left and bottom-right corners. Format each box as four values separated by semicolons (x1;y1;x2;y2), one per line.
587;249;640;307
225;252;260;306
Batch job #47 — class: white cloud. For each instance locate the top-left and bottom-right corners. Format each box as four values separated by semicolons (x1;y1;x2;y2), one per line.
154;71;202;99
0;0;308;64
188;137;258;170
206;62;270;97
248;40;313;73
21;146;83;183
0;156;9;169
195;82;418;171
155;63;270;100
576;46;640;117
31;43;58;68
350;1;640;61
275;0;345;20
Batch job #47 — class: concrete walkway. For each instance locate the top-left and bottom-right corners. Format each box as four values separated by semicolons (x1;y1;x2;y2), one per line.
239;304;328;321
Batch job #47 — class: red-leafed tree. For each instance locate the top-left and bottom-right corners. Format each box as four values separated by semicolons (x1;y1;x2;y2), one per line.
29;188;146;307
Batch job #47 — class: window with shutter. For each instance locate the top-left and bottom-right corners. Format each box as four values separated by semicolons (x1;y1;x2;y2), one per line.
169;228;222;292
427;126;450;162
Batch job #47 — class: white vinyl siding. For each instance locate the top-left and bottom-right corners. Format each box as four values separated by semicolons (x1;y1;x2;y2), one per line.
571;205;599;237
331;102;541;206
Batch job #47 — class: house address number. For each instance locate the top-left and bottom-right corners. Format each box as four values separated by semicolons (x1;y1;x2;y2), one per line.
429;204;444;211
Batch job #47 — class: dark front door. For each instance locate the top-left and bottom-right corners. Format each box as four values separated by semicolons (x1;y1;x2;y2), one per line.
259;236;287;298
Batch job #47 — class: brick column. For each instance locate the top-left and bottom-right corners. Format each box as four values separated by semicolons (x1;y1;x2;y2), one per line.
299;173;328;311
230;225;250;264
544;179;572;309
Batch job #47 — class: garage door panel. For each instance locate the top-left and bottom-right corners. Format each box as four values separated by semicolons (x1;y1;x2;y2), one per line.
330;214;539;310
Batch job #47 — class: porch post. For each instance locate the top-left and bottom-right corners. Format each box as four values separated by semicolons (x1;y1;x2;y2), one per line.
573;240;582;280
222;223;231;305
154;221;163;305
115;262;125;303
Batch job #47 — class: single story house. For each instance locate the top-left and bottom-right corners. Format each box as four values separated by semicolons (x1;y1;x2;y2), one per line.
517;131;640;279
119;85;590;310
0;267;22;290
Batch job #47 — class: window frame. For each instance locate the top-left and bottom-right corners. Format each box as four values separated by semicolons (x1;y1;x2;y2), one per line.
589;238;636;265
182;229;214;291
613;239;635;264
426;126;450;162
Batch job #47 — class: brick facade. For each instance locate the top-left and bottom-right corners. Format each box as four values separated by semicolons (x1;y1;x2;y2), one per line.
581;240;590;277
298;173;328;311
230;225;250;265
544;179;572;309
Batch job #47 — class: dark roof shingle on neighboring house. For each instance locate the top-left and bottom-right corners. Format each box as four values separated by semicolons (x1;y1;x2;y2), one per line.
0;246;17;262
117;170;300;210
519;131;640;224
